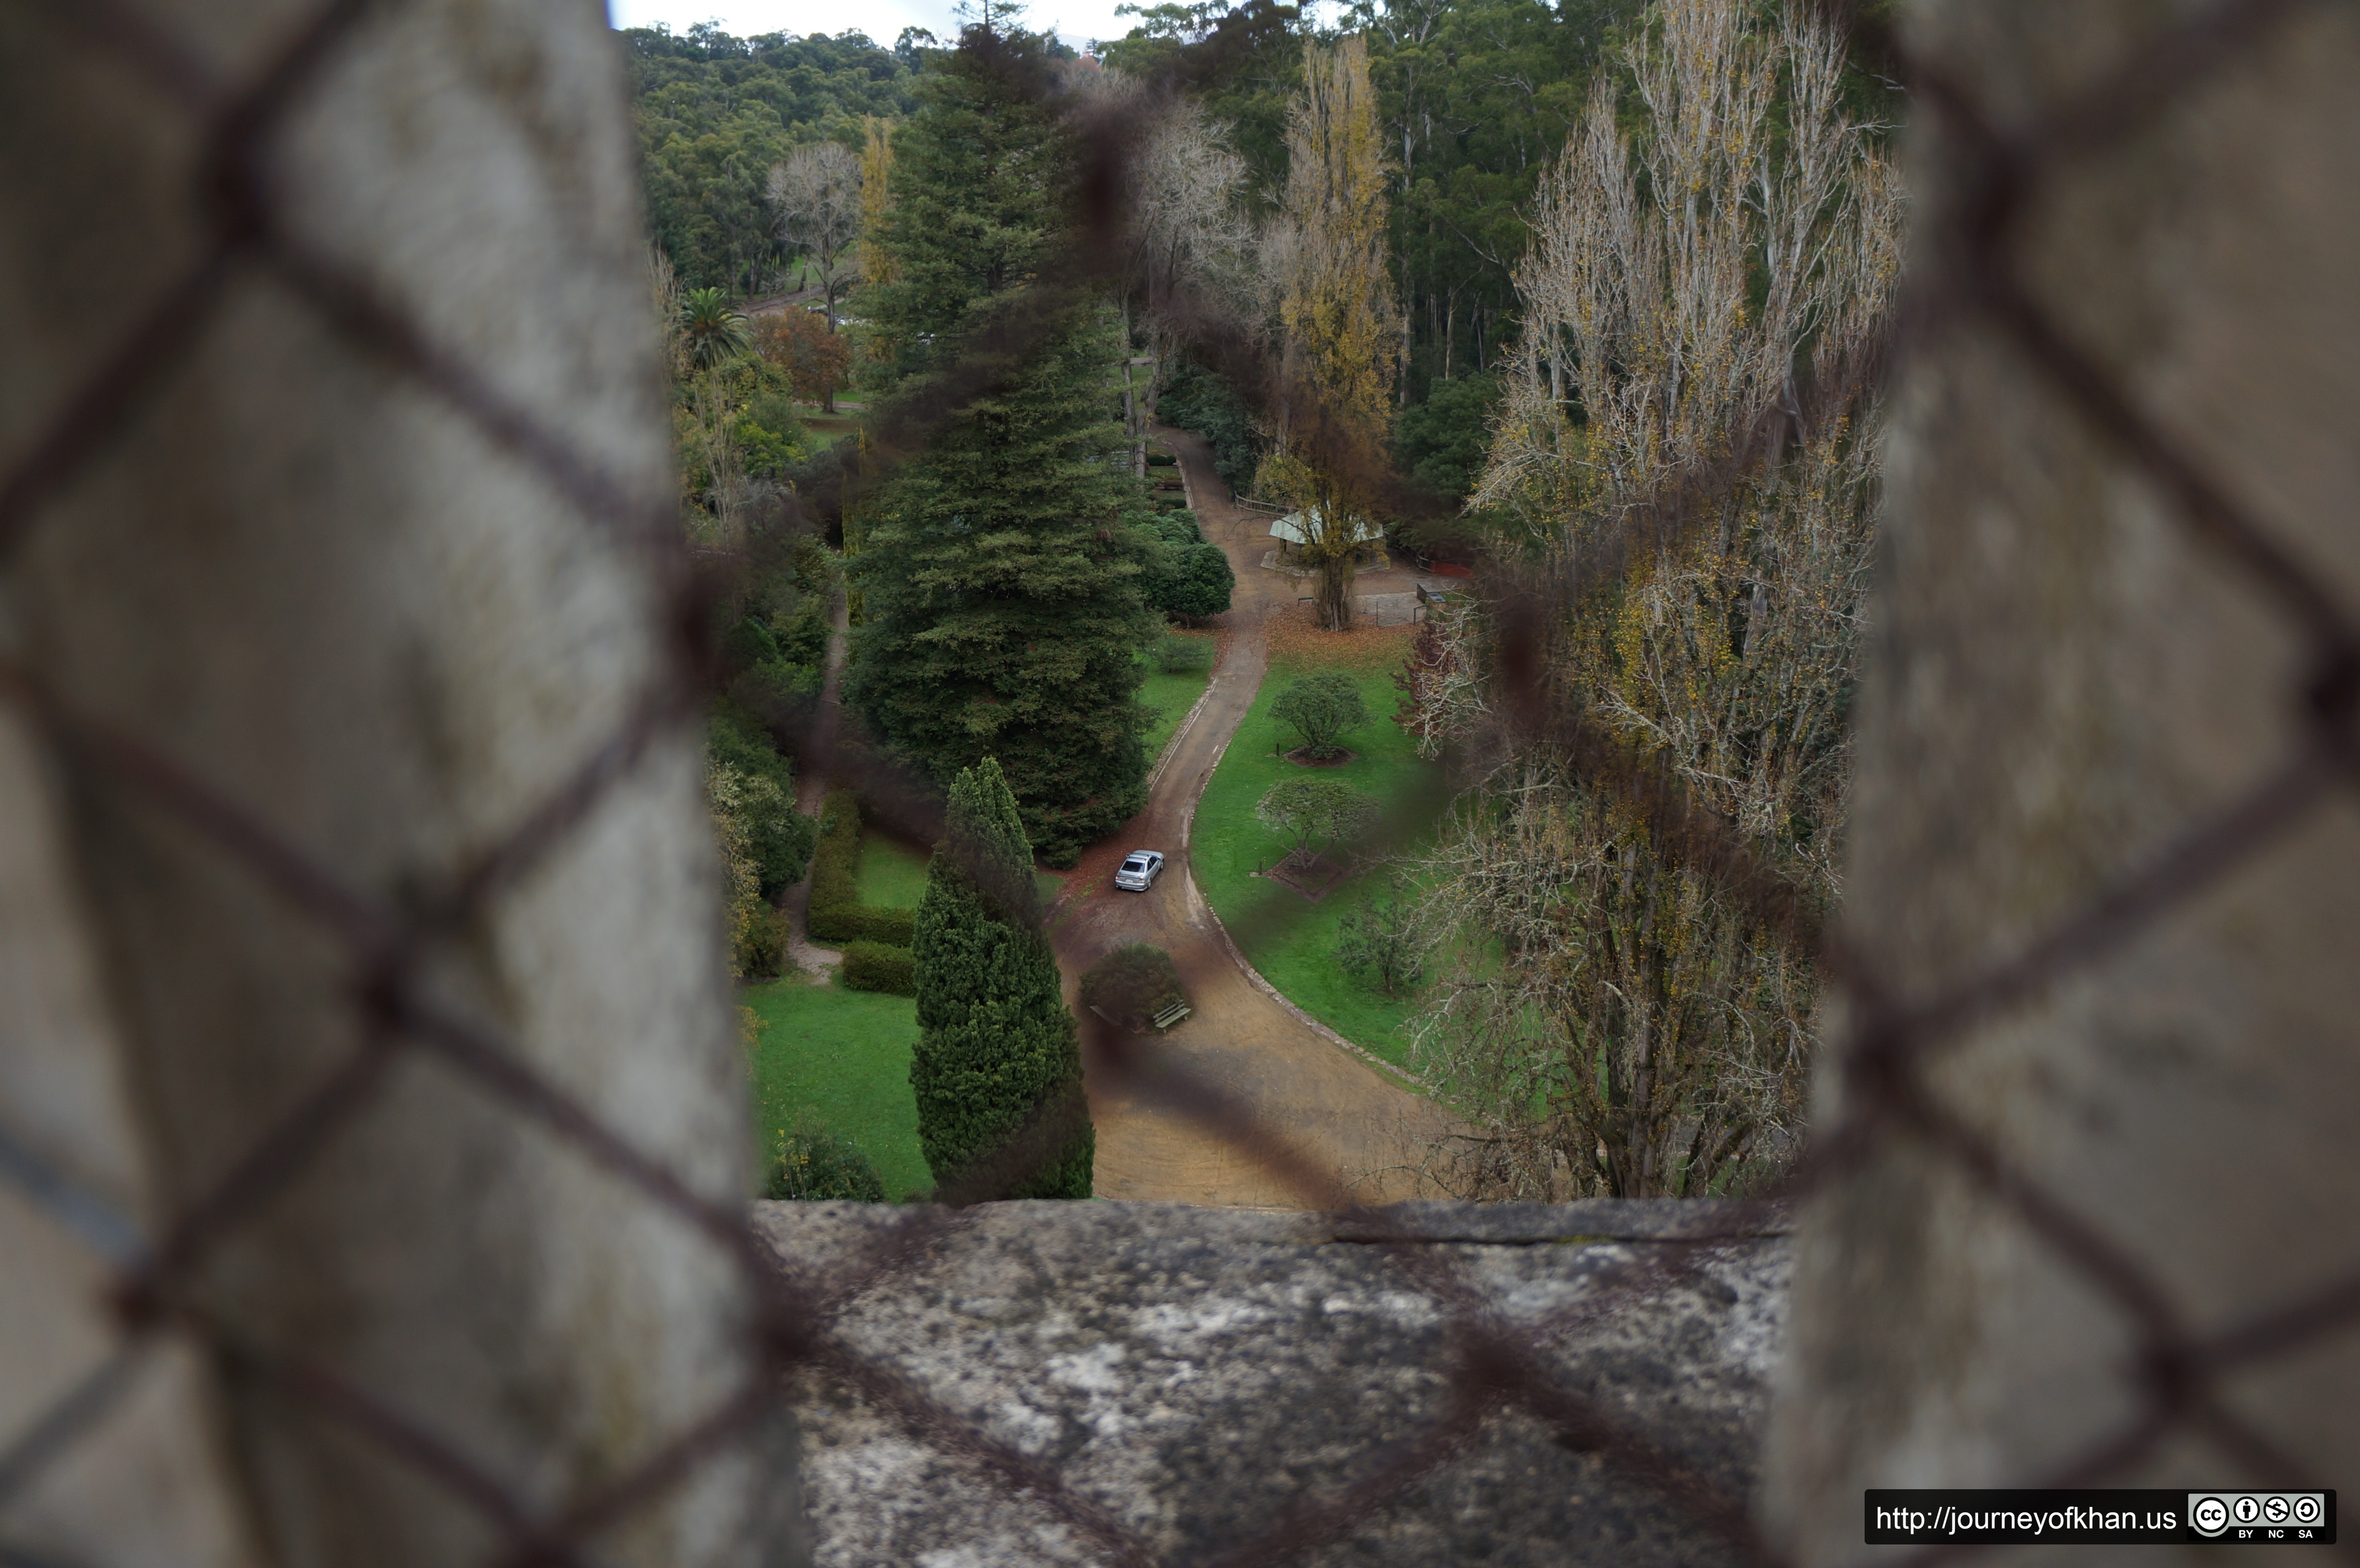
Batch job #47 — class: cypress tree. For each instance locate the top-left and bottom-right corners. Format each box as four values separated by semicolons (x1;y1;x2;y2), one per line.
910;758;1093;1199
848;23;1160;866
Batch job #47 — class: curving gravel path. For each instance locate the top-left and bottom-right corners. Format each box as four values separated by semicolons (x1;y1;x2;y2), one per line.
1051;429;1462;1207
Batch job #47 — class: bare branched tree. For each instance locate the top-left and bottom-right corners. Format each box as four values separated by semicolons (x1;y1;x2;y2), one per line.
1407;0;1901;1199
1124;98;1255;441
767;142;863;327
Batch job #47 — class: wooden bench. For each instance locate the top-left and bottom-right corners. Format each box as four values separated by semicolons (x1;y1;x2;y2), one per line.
1089;1000;1193;1032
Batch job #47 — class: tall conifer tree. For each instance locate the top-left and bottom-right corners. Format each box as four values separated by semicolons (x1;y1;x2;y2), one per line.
911;759;1093;1199
848;23;1160;865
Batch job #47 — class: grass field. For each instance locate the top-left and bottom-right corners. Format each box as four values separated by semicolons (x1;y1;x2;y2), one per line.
1138;631;1217;764
1191;615;1449;1074
742;975;930;1200
854;834;931;908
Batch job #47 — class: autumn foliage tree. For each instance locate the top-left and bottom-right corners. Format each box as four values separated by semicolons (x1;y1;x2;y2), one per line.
1261;36;1400;629
750;309;852;410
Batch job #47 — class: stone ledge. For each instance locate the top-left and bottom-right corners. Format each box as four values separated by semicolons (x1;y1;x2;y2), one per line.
759;1199;1787;1566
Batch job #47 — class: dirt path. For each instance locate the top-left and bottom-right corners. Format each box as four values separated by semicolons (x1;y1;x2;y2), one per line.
1055;428;1461;1206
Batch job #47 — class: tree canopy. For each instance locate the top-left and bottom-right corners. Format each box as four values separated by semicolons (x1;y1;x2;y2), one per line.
848;300;1161;865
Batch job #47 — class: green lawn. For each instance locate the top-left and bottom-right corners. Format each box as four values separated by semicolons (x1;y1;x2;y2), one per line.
1192;653;1450;1075
850;831;1060;910
742;975;930;1200
1138;634;1217;763
854;834;931;907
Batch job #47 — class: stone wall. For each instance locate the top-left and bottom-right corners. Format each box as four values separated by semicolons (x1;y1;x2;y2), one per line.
760;1199;1789;1566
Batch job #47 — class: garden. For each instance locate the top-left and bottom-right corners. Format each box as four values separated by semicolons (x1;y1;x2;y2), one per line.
741;975;929;1201
1191;615;1450;1075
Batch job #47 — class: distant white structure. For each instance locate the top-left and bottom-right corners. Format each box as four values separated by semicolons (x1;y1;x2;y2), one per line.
1268;505;1383;550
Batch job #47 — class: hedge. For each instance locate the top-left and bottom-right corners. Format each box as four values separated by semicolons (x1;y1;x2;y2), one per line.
840;940;917;996
818;905;916;945
808;786;861;917
806;787;921;945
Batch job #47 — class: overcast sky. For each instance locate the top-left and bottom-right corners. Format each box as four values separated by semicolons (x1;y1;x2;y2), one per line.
604;0;1145;54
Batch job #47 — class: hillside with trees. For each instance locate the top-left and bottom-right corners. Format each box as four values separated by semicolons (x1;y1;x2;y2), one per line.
624;24;927;293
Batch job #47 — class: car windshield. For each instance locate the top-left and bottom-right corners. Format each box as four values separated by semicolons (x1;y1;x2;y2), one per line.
1122;857;1147;870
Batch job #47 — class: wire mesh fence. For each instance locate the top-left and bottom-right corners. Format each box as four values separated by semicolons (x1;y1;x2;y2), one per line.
0;0;2353;1564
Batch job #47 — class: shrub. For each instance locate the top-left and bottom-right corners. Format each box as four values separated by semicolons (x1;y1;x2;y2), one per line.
772;598;830;667
1078;943;1186;1029
1139;516;1230;622
739;905;788;980
1336;874;1426;997
1146;450;1178;467
1168;541;1233;620
764;1121;886;1201
1256;776;1381;858
1270;670;1369;759
727;657;822;721
1155;630;1215;674
841;940;917;995
721;615;782;674
709;707;815;895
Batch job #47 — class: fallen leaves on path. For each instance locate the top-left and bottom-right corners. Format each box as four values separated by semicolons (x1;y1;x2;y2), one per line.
1266;603;1418;674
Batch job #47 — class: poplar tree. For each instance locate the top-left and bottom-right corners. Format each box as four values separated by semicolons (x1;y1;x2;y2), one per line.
1263;35;1401;629
910;759;1094;1199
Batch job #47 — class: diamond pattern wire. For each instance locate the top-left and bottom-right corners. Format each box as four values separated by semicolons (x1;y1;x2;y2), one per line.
0;0;2353;1564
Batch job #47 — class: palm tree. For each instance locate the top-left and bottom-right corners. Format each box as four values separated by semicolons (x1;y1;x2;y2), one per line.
678;287;751;369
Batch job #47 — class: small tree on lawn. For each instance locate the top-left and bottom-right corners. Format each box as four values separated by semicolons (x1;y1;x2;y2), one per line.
1336;871;1425;997
911;758;1093;1199
1271;670;1369;759
1255;776;1380;862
